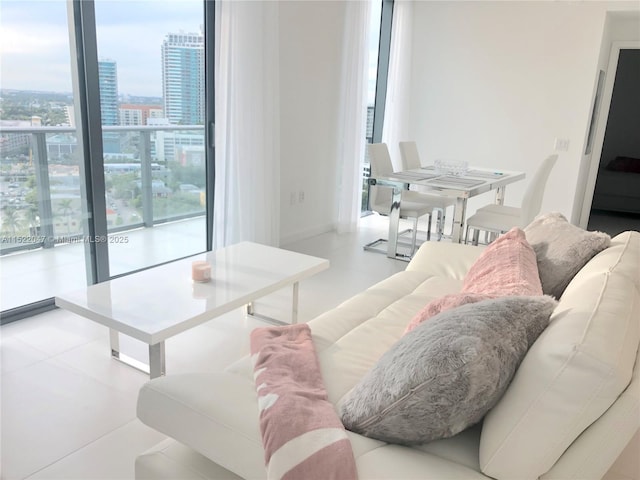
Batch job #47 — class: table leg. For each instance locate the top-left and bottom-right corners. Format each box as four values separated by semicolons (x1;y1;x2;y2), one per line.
387;186;402;258
245;284;297;325
495;186;506;205
149;342;166;379
110;328;164;378
451;198;468;243
110;328;120;358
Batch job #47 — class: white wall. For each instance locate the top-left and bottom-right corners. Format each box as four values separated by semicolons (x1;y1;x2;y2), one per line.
274;0;639;244
408;1;639;219
278;1;346;244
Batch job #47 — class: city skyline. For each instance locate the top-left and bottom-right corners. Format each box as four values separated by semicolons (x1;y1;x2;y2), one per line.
0;0;381;103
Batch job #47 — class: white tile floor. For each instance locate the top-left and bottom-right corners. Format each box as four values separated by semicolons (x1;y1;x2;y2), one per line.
1;215;638;480
0;217;207;311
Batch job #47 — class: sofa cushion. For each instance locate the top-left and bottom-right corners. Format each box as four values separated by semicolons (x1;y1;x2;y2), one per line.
308;270;465;404
480;231;640;480
405;240;485;280
137;372;267;479
338;295;557;445
406;227;541;333
524;212;611;298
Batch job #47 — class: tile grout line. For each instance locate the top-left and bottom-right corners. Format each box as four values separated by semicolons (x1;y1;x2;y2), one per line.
22;417;153;480
48;339;151;394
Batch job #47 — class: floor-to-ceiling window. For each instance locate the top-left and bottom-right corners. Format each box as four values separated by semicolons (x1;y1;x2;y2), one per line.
93;0;208;277
0;0;213;322
0;1;92;316
362;0;393;213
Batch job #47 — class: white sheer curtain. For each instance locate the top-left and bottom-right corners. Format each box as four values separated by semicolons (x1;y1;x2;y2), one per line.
335;0;372;234
214;1;280;248
382;0;413;171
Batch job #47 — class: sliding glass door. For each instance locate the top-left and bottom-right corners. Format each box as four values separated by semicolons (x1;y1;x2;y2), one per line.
93;0;207;276
0;1;91;313
0;0;214;321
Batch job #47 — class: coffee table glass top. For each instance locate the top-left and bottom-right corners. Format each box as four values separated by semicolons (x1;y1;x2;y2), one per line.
55;242;329;344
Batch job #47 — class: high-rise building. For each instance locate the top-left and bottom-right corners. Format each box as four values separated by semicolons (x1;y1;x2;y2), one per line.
161;31;204;125
98;59;120;154
119;104;164;126
98;59;119;126
366;105;374;144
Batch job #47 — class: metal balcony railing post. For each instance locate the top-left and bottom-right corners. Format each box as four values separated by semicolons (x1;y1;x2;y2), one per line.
140;130;153;228
31;132;55;248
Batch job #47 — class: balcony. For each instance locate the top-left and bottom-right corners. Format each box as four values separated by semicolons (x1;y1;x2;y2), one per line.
0;124;207;314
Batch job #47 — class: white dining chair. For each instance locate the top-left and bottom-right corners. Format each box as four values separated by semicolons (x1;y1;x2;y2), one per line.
464;154;559;245
399;141;456;240
365;143;446;257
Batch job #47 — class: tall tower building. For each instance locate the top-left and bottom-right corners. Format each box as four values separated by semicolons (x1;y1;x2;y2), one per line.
98;59;119;126
161;31;205;125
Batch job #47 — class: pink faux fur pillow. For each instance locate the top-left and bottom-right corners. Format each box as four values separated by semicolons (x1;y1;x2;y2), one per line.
462;227;543;296
405;228;542;333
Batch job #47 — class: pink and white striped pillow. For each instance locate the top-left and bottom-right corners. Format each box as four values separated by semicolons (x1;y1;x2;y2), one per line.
250;324;357;480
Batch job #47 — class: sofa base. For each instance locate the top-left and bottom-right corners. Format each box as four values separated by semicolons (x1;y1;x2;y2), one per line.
136;439;243;480
135;232;640;480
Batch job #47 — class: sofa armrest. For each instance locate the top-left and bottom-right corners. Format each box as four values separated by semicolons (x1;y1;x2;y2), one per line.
406;241;485;280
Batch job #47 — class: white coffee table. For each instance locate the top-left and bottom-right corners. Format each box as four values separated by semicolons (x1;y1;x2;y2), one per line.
55;242;329;378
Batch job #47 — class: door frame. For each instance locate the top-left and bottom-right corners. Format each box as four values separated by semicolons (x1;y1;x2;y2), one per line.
578;40;640;228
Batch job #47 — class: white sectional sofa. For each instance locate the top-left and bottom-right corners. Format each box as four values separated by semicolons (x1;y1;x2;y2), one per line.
136;229;640;480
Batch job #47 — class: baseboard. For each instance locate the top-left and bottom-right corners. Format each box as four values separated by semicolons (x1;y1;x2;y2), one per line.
280;222;336;246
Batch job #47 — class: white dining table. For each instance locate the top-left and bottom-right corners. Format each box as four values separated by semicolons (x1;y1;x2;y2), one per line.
370;166;525;260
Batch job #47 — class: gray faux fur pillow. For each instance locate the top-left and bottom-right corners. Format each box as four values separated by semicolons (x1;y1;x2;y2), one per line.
524;212;611;299
339;295;558;445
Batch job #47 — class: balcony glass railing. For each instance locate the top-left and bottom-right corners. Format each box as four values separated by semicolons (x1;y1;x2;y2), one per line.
0;124;206;256
0;124;208;314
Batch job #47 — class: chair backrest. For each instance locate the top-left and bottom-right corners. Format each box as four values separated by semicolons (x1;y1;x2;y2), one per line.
367;143;394;176
367;143;394;214
520;154;559;225
399;141;422;170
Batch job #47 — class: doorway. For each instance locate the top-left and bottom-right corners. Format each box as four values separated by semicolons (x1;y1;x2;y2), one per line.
577;29;640;236
587;47;640;236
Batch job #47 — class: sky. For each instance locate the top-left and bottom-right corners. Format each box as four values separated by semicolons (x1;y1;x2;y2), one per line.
0;0;381;101
0;0;203;97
